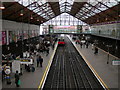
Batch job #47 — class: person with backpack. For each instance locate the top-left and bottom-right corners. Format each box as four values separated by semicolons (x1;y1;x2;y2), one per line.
14;70;20;87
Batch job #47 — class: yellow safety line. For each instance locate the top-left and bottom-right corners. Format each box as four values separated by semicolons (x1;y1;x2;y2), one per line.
68;36;109;90
38;43;58;90
80;52;109;90
96;47;119;59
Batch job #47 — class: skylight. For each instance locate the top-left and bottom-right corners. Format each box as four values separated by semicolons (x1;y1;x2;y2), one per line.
59;0;74;13
42;13;87;26
75;0;118;20
14;0;55;20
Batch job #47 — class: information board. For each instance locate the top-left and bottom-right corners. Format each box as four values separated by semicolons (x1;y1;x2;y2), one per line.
12;60;21;73
53;25;77;33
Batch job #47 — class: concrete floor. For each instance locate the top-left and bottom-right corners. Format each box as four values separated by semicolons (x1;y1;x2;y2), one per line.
68;36;119;89
2;36;119;89
2;43;58;89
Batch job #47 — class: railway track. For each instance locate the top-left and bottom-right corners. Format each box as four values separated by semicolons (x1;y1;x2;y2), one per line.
43;36;104;89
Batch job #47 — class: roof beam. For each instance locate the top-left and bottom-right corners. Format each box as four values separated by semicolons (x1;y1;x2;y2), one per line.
86;2;117;19
4;2;37;19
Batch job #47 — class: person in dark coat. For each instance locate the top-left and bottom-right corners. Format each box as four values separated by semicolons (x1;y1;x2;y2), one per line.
14;70;20;87
86;42;89;48
36;55;40;67
39;56;43;67
94;47;98;54
46;47;50;56
80;42;83;48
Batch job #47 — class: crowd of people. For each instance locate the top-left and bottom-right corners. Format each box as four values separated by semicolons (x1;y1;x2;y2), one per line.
75;37;99;54
2;36;57;87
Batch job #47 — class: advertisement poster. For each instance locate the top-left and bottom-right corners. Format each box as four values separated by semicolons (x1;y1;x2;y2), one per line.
12;60;21;73
2;31;6;45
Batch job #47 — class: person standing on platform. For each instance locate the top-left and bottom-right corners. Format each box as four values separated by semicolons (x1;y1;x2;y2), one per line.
86;42;89;48
92;43;94;50
80;42;83;48
94;47;98;54
39;56;43;67
36;55;40;67
46;47;50;56
14;70;20;87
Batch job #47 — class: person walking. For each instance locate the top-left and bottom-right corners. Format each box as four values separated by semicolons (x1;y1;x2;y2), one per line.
14;70;20;87
39;56;43;67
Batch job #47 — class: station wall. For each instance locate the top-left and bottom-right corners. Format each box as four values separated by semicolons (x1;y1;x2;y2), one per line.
1;20;40;45
90;23;120;38
2;20;40;31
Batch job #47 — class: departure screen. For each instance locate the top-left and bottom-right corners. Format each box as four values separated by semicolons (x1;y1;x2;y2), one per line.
53;26;78;33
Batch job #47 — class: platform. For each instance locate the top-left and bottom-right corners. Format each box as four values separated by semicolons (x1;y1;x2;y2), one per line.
2;42;58;89
68;36;119;89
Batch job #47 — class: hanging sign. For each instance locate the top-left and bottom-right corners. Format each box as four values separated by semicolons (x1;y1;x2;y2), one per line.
112;60;120;65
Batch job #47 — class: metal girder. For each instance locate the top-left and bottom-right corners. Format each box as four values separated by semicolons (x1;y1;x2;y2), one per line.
86;2;117;20
36;2;54;19
97;0;118;13
22;2;50;21
71;2;98;21
15;5;40;20
48;2;60;16
70;2;87;16
3;2;16;10
66;12;88;24
4;2;37;19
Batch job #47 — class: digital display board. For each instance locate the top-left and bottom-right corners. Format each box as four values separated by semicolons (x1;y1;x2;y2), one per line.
53;26;78;33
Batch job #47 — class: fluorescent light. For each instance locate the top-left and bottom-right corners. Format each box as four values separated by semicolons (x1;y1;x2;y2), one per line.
20;13;23;16
0;6;5;9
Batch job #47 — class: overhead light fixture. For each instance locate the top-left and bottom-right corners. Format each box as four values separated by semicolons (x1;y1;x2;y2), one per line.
0;2;5;10
20;10;23;16
97;19;99;23
30;15;33;19
119;14;120;17
20;13;23;16
105;17;108;21
37;19;39;21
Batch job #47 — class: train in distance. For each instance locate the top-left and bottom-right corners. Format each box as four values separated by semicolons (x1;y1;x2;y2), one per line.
58;34;65;46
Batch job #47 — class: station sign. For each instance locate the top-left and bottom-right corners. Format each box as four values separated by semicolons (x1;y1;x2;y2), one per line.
112;60;120;65
20;58;33;65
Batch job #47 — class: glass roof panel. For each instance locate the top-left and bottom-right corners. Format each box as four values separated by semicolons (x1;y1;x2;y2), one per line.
75;0;118;20
43;13;87;25
59;0;74;12
15;0;55;20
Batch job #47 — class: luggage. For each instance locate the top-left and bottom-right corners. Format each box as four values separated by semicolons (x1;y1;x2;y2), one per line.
31;67;35;72
7;81;11;84
18;80;21;85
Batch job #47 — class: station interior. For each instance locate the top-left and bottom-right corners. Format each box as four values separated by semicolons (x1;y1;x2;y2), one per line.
0;0;120;89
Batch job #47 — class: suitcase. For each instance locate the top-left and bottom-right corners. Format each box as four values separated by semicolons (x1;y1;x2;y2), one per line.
31;67;35;72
